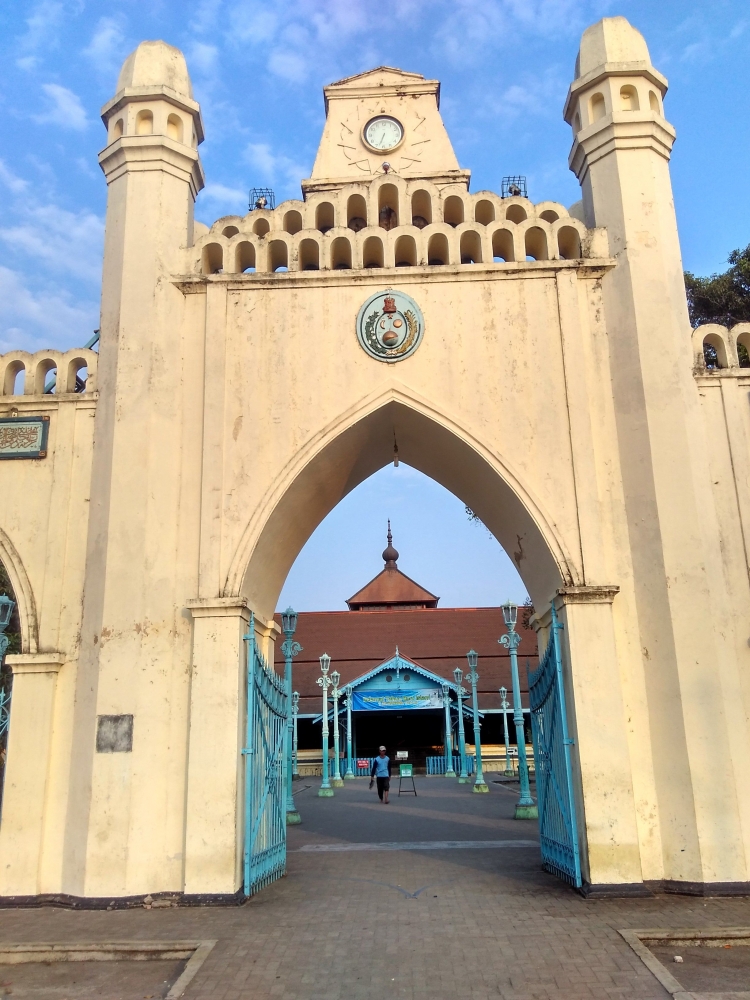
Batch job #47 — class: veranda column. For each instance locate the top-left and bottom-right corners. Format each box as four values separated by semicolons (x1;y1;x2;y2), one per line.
442;684;456;776
0;653;64;895
344;686;355;778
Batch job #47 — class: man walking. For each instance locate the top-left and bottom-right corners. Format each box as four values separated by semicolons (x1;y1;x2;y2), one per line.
370;746;391;804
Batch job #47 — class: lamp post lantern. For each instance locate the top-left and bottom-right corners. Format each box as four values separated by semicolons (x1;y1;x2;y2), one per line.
280;607;302;824
500;686;513;776
453;666;469;783
291;691;300;777
442;684;456;776
466;650;488;792
330;670;344;786
343;685;355;778
316;654;334;797
500;601;538;819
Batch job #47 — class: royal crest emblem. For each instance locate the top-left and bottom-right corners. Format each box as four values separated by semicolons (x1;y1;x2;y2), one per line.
356;289;424;362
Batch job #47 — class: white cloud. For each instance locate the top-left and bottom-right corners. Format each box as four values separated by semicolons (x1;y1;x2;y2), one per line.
188;41;219;76
0;161;29;196
14;0;66;69
244;142;307;188
268;48;309;83
83;17;128;77
33;84;88;131
200;182;248;213
0;202;103;284
0;266;99;354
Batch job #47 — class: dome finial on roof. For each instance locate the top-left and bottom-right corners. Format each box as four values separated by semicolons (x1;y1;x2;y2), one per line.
382;520;399;568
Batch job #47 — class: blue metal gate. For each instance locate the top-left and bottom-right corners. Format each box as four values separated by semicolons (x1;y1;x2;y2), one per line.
527;604;582;887
242;614;287;896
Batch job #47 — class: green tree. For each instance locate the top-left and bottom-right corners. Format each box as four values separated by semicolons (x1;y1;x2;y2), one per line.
685;244;750;329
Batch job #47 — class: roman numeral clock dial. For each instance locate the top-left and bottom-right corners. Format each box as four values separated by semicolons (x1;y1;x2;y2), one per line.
363;115;404;152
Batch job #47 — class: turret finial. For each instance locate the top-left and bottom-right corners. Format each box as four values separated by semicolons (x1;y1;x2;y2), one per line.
382;520;399;568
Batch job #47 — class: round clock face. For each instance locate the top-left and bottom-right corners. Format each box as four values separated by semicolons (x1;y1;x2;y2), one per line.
363;116;404;152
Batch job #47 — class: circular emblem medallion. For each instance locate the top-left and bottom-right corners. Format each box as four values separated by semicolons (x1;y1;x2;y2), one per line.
356;290;424;363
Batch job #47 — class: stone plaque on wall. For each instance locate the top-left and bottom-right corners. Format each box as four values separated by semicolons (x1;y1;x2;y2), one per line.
0;417;49;459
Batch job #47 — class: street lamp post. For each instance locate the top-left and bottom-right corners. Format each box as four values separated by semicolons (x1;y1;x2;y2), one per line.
281;607;302;825
330;670;344;787
500;686;513;776
453;666;469;783
343;686;355;779
499;601;538;819
466;650;488;793
291;691;300;777
442;684;456;776
316;654;334;797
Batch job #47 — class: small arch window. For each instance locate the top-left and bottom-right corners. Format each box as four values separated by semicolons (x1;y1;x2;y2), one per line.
590;93;606;122
269;240;288;272
316;202;335;233
411;190;432;227
703;334;728;369
66;358;88;393
539;210;559;223
378;184;399;230
136;109;153;136
557;226;581;260
236;242;256;273
331;236;352;270
443;195;464;227
284;211;302;235
525;227;548;261
36;359;57;394
737;333;750;368
222;226;239;238
427;233;449;266
475;200;495;225
347;194;367;231
460;230;482;264
505;204;527;224
113;118;124;140
253;218;270;237
363;236;384;269
167;114;183;142
394;234;417;267
299;238;319;271
3;362;25;396
649;90;661;113
202;242;223;274
620;85;639;111
492;229;514;263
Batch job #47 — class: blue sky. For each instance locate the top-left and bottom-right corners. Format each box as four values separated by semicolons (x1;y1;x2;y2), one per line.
1;0;747;610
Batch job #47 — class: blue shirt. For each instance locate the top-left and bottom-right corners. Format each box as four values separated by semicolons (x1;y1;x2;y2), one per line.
373;755;390;777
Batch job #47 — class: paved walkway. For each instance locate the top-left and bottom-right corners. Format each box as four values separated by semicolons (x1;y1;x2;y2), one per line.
1;775;749;999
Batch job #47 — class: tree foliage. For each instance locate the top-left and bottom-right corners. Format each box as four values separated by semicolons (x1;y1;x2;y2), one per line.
685;244;750;329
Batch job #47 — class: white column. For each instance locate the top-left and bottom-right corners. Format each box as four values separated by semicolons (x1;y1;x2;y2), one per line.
0;653;64;895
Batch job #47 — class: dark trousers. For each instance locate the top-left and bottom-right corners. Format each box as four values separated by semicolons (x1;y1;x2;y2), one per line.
376;777;390;800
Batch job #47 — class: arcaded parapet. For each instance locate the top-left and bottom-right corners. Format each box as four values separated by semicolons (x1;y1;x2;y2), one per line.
692;322;750;370
0;348;98;396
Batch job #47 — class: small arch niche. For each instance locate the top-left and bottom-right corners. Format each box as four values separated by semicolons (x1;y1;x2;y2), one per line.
66;358;88;393
3;362;25;396
269;240;288;272
202;242;223;274
539;210;559;223
236;242;256;273
136;109;154;136
703;333;728;369
427;233;449;265
331;237;352;270
492;229;514;263
347;194;367;231
316;202;335;233
362;236;384;268
394;234;417;267
299;238;319;271
557;226;582;260
649;90;661;113
167;114;183;142
36;359;57;394
475;200;495;226
620;85;640;112
253;218;270;237
737;333;750;368
505;204;527;224
411;190;432;227
222;225;239;238
284;210;302;235
378;185;399;230
525;227;548;261
460;230;482;264
590;93;606;122
443;196;464;227
113;118;124;140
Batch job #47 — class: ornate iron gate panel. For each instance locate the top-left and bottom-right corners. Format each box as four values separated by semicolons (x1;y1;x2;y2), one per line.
243;614;287;896
527;605;582;888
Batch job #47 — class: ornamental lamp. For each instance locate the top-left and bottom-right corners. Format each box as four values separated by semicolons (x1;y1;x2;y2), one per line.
319;652;331;673
501;600;518;629
453;666;463;686
500;686;508;702
331;670;340;688
0;594;14;631
281;606;298;635
466;649;478;670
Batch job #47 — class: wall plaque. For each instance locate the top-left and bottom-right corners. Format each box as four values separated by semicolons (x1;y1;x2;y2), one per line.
0;417;49;459
356;289;424;362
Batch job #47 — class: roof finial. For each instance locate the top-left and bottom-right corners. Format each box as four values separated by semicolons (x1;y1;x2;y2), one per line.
382;520;399;568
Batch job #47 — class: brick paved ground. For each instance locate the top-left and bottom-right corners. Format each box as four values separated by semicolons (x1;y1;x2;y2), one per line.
0;775;748;999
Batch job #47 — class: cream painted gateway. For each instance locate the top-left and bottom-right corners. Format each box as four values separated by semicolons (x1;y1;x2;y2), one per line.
0;17;749;902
